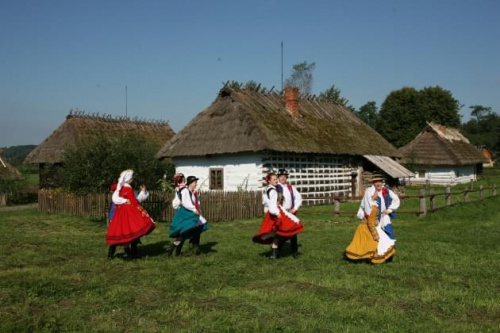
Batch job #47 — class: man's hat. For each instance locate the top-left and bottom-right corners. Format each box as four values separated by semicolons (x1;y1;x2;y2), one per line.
277;168;289;177
186;176;199;185
371;173;384;182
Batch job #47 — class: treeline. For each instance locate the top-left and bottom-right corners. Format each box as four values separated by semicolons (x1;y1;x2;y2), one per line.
1;145;37;167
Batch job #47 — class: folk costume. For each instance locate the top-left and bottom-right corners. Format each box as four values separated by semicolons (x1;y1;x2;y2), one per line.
252;183;304;258
276;169;304;258
345;177;400;264
168;176;208;256
106;170;156;259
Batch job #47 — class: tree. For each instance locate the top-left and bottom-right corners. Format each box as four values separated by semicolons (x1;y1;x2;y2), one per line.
469;104;492;121
356;101;379;129
318;84;351;106
462;106;500;153
60;132;170;194
378;86;462;147
377;87;421;148
285;61;316;96
419;86;461;128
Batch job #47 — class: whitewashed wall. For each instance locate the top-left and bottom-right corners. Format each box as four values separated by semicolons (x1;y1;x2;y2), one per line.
411;165;477;186
173;153;264;191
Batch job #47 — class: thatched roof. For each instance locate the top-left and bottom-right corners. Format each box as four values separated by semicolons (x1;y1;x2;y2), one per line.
0;149;23;181
397;122;487;166
157;88;398;158
25;112;175;164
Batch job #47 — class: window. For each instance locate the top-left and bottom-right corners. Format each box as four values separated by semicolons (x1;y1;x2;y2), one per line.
418;170;425;178
209;168;224;190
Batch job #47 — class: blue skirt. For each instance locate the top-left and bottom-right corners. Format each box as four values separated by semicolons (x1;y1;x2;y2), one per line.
169;206;208;239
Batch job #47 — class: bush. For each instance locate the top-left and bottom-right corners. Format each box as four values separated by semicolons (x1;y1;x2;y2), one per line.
60;132;172;194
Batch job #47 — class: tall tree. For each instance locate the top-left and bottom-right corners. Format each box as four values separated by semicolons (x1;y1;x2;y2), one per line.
469;104;492;121
356;101;379;129
377;87;421;148
319;84;350;106
419;86;461;128
378;86;462;147
285;61;316;96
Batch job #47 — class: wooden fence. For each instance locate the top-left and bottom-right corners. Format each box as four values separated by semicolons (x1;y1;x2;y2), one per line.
38;189;264;222
333;184;497;217
0;193;7;207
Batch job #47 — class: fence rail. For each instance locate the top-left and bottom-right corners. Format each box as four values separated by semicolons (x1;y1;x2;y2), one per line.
38;190;264;222
333;184;497;217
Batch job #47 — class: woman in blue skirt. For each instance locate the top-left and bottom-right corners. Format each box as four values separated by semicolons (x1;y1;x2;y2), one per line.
167;176;208;256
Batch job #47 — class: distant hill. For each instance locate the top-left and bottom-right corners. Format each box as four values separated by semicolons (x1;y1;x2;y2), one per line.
1;145;37;167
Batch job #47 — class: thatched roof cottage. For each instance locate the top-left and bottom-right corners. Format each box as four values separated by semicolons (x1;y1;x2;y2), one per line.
397;122;487;185
25;112;175;188
0;149;23;182
157;87;413;203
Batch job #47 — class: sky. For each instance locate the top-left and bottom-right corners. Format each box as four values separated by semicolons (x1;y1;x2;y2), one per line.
1;0;499;147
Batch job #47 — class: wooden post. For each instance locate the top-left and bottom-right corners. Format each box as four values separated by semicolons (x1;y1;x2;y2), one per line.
493;184;497;197
479;185;484;201
445;187;451;206
419;189;426;217
430;189;435;212
333;199;340;216
464;187;469;203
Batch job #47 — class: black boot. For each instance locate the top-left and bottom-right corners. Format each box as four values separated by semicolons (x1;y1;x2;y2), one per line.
269;248;279;259
191;234;201;255
290;235;299;259
107;245;117;260
175;240;185;256
130;241;139;259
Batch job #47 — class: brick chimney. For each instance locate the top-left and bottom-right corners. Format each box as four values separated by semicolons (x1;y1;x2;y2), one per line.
284;87;299;117
439;125;446;134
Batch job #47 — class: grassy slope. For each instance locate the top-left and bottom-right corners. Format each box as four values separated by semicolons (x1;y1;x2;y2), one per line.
1;194;499;332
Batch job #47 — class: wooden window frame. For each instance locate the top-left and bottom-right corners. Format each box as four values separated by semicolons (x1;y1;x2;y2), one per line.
209;168;224;190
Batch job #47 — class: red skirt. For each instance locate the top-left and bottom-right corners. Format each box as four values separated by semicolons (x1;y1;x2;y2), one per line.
106;204;156;245
252;208;304;244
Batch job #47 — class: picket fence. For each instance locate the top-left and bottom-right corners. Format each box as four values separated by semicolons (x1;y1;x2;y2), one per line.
38;189;263;222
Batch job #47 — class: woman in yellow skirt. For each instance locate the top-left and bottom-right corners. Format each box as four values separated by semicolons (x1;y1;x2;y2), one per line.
345;173;398;264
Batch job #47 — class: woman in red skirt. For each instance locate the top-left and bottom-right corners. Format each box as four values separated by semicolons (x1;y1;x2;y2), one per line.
106;169;156;259
252;172;304;259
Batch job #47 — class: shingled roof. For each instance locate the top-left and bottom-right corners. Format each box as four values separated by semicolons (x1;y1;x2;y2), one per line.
397;122;486;166
25;112;175;164
0;149;23;181
157;88;398;158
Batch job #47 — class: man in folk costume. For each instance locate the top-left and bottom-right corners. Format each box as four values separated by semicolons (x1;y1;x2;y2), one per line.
345;173;400;264
167;176;208;256
106;169;156;259
252;172;304;259
276;168;303;258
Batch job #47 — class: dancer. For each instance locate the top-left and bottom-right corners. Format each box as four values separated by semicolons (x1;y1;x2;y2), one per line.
345;173;400;264
276;169;303;258
106;169;156;259
171;172;186;210
167;176;208;256
252;172;304;259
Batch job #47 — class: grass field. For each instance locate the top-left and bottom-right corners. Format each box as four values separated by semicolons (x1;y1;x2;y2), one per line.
1;190;499;332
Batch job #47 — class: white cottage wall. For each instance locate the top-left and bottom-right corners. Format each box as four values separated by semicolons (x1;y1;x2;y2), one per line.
173;153;264;191
411;165;476;186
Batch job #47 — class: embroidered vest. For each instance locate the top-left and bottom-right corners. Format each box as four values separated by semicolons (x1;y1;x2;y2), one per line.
376;187;396;221
276;184;294;207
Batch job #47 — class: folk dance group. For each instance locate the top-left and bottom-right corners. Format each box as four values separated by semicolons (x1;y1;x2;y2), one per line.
105;169;400;264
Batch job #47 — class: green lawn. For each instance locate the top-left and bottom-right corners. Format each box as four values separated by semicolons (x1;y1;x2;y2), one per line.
1;194;499;332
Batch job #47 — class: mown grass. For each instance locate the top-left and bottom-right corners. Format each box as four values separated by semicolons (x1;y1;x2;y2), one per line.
1;192;499;333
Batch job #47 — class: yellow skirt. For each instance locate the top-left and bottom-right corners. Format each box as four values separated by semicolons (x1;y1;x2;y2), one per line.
345;223;395;264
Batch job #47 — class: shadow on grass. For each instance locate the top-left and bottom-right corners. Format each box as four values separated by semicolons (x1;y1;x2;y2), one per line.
140;241;170;257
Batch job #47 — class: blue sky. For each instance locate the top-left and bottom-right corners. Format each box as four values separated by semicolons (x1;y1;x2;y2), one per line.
1;0;499;147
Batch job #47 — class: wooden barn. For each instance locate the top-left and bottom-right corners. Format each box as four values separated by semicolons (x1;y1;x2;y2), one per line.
25;112;175;188
397;122;487;186
157;87;413;204
0;148;23;182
